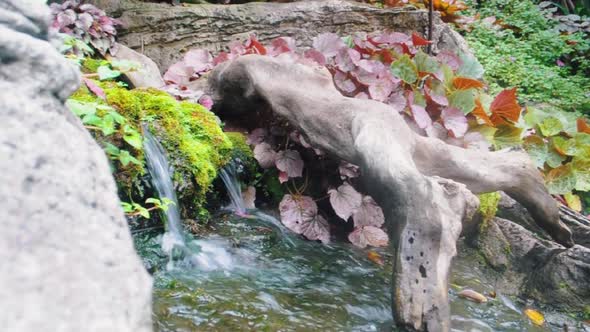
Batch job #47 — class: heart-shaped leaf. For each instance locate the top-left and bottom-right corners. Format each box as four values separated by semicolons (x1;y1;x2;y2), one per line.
275;149;304;178
348;226;389;248
328;182;362;221
352;196;385;227
253;143;277;168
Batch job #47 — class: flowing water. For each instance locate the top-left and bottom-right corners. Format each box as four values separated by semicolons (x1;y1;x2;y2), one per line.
137;143;588;331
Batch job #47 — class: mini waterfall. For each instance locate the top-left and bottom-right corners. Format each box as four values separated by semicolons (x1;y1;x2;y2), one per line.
219;161;246;215
142;126;185;254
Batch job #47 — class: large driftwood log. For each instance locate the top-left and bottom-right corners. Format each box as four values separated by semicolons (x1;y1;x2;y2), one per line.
95;0;470;72
208;55;574;331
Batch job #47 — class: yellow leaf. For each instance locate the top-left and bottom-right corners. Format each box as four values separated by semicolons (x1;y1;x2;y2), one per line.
524;308;545;326
367;251;384;266
564;193;582;212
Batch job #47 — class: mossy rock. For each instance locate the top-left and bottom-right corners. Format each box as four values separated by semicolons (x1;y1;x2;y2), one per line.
70;81;234;221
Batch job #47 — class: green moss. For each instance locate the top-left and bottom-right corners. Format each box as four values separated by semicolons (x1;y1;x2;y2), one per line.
225;132;254;160
81;58;104;73
104;86;233;207
478;192;501;230
69;80;233;214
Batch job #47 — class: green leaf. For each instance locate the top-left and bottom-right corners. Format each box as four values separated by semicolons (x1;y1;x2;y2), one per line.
82;113;102;126
101;114;116;136
572;157;590;191
391;54;418;84
414;50;440;74
132;203;150;219
118;150;141;167
449;88;476;114
67;100;96;116
546;164;577;195
493;125;523;149
145;198;162;206
123;130;143;150
456;53;484;79
120;202;133;213
97;65;121;80
538;117;564;136
103;143;120;156
546;147;566;168
523;135;547;168
108;111;126;125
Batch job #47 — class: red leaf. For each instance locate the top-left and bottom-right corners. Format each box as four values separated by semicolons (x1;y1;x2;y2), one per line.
490;88;521;125
253;143;276;168
411;32;432;46
453;77;485;90
82;78;105;100
245;35;267;55
472;98;493;126
577;118;590;134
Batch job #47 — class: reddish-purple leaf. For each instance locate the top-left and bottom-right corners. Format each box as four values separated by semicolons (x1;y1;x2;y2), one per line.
436;50;462;71
269;37;296;56
278;171;289;184
335;48;361;72
253;143;277;168
328;182;362;221
183;49;213;74
82;78;105;100
198;95;213;109
334;71;357;95
425;86;449;107
279;194;317;234
303;49;326;66
301;214;330;244
411;104;432;129
247;128;268;145
352;196;385;227
348;226;389;248
313;32;346;58
387;90;408;112
275;149;304;178
163;62;192;86
368;77;395;102
425;122;448;140
441;107;468;138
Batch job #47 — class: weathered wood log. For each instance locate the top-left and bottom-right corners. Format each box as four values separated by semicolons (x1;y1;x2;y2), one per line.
207;54;574;331
91;0;470;72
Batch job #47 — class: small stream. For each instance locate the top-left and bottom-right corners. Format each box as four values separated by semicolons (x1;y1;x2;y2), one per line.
139;134;586;331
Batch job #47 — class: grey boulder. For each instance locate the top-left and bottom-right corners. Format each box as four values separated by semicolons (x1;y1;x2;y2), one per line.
0;1;153;331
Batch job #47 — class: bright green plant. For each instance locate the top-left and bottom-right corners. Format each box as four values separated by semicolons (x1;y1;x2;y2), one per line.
122;198;175;219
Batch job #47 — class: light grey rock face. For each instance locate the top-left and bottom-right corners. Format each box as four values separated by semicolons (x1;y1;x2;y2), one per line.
0;1;153;331
110;43;165;89
208;54;572;331
87;0;471;72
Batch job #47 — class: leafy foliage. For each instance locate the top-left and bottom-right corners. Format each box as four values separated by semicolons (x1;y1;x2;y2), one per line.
164;30;590;241
50;0;121;55
122;198;175;219
463;0;590;112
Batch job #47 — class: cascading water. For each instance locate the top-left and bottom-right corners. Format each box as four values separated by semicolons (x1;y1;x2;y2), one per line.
218;161;246;215
143;125;235;270
142;125;185;255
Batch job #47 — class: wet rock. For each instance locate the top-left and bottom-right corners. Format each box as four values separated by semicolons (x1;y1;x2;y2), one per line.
0;1;152;331
87;0;471;72
109;43;165;89
474;216;590;310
